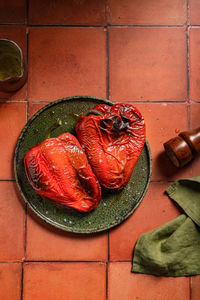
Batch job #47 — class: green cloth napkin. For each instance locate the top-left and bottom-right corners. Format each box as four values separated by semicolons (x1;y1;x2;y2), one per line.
132;176;200;277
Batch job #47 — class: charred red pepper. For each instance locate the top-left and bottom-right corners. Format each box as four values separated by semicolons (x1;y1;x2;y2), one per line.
24;132;101;212
75;103;145;190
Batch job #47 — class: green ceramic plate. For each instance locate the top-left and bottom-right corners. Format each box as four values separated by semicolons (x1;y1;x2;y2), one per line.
14;96;152;234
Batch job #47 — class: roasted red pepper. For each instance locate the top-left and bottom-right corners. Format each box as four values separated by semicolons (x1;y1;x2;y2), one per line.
24;132;101;212
75;103;145;190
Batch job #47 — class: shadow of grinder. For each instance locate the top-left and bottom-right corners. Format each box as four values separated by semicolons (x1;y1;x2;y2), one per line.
0;39;27;92
164;127;200;167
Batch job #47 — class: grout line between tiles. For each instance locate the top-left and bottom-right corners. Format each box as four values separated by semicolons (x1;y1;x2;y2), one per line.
20;263;24;300
26;26;29;104
0;259;133;263
190;25;200;28
25;28;29;119
28;24;106;28
24;259;133;263
26;26;29;63
112;100;188;103
24;24;187;28
0;179;16;182
190;100;200;103
107;230;110;299
26;0;29;26
27;99;189;104
107;232;110;261
0;99;27;103
0;22;186;28
26;100;29;121
186;0;191;110
0;23;26;26
186;32;190;108
0;261;24;263
24;260;108;263
108;24;185;28
106;261;108;300
23;204;28;263
106;28;110;100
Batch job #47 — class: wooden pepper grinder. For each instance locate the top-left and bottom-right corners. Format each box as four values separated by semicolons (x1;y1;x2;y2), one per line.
163;127;200;167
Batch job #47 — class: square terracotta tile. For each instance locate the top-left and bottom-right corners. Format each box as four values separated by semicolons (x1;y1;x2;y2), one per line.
109;0;186;25
190;0;200;25
108;262;190;300
26;209;108;261
0;0;26;24
0;102;27;179
28;27;106;101
109;182;181;261
109;27;187;101
190;28;200;101
24;262;106;300
190;102;200;128
29;0;106;25
0;182;25;261
191;276;200;300
135;103;191;181
0;26;27;100
0;263;22;300
190;102;200;176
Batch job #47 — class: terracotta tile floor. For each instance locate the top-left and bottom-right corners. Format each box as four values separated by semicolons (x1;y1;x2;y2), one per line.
0;1;200;299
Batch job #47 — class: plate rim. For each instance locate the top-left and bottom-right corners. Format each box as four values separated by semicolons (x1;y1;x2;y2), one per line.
14;95;152;234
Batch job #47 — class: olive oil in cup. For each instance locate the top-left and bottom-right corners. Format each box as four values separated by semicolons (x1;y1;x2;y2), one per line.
0;39;27;92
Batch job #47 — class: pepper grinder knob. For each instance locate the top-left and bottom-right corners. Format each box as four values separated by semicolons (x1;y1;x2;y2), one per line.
163;127;200;167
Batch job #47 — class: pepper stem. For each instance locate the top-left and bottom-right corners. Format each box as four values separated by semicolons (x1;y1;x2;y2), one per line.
45;119;62;139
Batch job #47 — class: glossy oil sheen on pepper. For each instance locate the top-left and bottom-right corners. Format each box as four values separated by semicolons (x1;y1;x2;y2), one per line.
75;103;145;190
24;132;101;212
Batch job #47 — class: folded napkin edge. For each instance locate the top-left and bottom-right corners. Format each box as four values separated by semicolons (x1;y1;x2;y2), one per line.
165;179;200;227
132;261;200;277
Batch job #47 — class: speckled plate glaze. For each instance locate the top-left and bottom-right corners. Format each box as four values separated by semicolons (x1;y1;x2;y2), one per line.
14;96;152;234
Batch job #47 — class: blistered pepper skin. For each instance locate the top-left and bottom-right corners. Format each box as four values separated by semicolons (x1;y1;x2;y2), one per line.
24;132;101;212
75;103;145;190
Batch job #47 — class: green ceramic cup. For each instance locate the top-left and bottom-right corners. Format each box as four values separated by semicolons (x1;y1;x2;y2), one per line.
0;39;27;92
